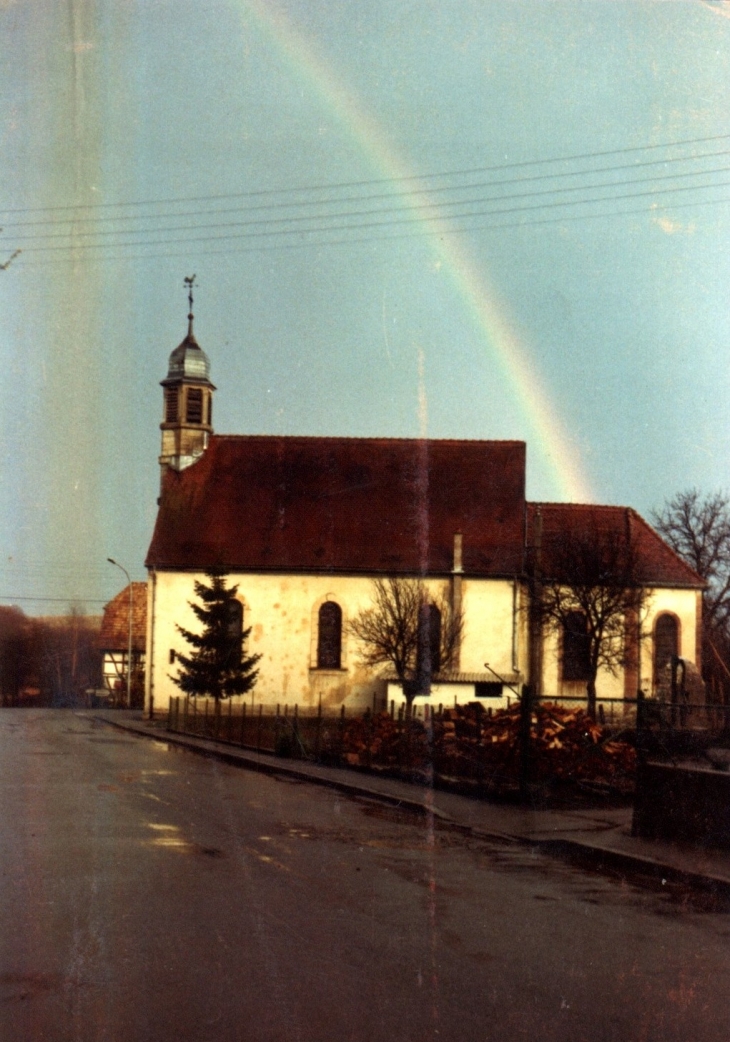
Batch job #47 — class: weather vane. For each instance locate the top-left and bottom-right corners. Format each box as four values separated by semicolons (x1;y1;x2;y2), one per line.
184;274;196;318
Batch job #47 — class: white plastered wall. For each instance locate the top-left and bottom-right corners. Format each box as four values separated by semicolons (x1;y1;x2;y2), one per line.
539;585;699;704
144;571;521;715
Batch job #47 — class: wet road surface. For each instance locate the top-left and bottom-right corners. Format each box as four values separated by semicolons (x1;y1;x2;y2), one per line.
2;710;730;1041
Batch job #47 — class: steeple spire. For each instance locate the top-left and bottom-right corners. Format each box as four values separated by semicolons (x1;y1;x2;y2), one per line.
159;275;215;479
184;274;196;338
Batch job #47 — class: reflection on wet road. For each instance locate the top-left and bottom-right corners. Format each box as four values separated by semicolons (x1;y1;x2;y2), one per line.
2;710;730;1042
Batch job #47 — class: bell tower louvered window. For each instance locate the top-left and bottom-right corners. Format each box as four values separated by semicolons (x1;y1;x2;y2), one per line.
186;388;203;424
164;387;178;423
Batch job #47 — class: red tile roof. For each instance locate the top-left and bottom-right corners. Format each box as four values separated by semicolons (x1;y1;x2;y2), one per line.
146;435;527;576
99;583;147;651
526;504;704;588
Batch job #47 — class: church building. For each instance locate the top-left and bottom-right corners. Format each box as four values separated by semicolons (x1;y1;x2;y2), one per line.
144;304;703;719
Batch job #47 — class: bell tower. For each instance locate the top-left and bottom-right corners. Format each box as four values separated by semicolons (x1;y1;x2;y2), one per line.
159;276;215;477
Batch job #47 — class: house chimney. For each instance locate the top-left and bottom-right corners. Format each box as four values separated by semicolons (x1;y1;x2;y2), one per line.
453;532;463;574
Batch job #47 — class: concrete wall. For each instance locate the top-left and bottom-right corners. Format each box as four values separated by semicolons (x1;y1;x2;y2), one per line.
145;571;523;715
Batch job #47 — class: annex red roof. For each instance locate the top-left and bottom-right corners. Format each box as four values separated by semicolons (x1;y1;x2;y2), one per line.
526;504;704;588
146;435;527;576
99;583;147;651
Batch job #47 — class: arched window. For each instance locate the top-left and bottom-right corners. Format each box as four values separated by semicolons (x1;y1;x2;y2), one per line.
427;604;442;675
416;604;442;679
654;613;679;685
225;600;243;667
317;602;342;669
562;611;591;681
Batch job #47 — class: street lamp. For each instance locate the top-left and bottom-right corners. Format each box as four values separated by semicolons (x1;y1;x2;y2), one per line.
107;558;132;710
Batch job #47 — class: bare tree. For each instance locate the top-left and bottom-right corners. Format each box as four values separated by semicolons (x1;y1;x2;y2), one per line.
652;490;730;701
537;529;649;719
652;490;730;632
34;608;101;707
349;577;463;717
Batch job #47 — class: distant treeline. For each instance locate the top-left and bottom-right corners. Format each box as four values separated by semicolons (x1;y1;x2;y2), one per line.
0;606;101;707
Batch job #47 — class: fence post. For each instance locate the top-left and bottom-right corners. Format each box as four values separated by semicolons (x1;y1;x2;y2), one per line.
519;684;533;802
475;704;483;792
314;696;322;760
257;703;263;754
339;704;346;761
365;706;372;769
241;701;246;747
632;688;647;837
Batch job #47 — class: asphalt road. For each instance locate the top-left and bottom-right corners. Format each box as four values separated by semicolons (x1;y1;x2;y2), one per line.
2;710;730;1042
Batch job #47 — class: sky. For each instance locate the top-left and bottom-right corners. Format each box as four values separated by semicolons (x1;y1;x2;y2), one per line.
1;0;730;613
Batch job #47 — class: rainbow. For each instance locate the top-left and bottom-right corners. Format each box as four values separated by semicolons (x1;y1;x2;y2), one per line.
238;0;593;503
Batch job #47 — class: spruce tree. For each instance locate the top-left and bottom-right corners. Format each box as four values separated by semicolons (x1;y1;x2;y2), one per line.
171;570;260;701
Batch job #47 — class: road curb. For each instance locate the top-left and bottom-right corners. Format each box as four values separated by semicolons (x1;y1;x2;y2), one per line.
92;713;459;822
90;712;730;893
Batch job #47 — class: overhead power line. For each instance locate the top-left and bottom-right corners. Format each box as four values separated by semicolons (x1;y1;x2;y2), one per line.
0;595;110;604
5;145;730;232
8;132;730;266
2;131;730;217
15;193;730;268
9;158;730;246
14;176;730;256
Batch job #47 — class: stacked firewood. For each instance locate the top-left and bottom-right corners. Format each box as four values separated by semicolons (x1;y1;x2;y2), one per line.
334;702;636;793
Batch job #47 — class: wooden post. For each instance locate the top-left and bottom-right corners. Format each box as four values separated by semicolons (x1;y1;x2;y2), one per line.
257;703;263;754
519;684;533;802
365;706;372;769
314;696;322;760
241;701;247;747
632;688;647;837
